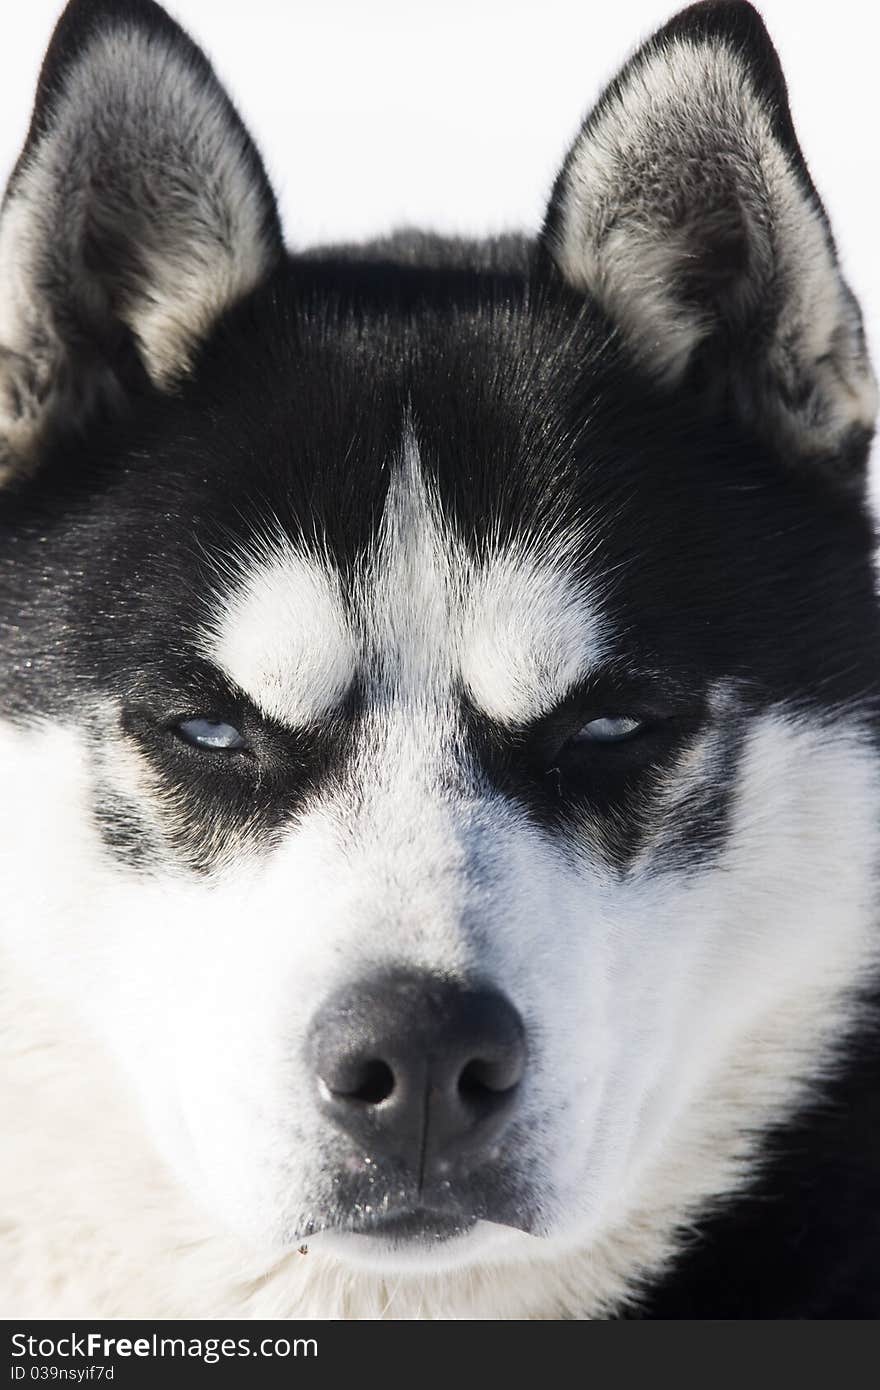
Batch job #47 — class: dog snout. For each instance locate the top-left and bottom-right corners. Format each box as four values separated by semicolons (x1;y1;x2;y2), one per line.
308;972;527;1171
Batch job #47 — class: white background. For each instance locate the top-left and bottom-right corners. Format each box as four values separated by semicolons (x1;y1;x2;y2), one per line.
1;1;878;401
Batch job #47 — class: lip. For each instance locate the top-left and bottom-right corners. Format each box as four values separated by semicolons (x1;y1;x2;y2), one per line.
339;1208;477;1244
297;1161;540;1246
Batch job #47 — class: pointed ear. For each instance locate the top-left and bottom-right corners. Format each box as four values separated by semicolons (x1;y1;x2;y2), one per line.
0;0;283;481
542;1;876;483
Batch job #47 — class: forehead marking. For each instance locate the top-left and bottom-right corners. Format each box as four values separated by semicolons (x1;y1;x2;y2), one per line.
365;426;455;696
204;425;606;728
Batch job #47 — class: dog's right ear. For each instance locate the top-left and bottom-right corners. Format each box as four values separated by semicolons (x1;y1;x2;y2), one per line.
0;0;283;483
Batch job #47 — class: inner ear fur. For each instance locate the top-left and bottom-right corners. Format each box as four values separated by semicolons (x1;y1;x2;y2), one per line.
542;0;877;484
0;0;283;482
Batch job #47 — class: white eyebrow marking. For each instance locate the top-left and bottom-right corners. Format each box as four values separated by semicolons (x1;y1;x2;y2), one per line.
201;423;608;730
460;544;605;725
202;543;356;727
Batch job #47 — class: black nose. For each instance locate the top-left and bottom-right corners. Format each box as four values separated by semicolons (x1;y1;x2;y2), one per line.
308;973;526;1175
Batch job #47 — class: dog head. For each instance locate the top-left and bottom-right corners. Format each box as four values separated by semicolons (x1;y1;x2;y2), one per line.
1;0;878;1281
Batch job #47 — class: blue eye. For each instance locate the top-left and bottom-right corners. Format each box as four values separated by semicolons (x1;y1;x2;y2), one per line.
177;718;246;751
575;716;644;743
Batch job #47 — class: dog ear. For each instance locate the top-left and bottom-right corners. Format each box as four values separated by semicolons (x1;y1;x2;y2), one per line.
542;1;876;484
0;0;283;481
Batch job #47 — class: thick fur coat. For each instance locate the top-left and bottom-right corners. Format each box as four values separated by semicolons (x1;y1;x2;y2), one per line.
1;0;878;1318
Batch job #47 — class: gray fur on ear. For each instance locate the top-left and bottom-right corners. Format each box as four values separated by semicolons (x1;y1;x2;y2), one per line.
0;0;283;482
542;1;876;479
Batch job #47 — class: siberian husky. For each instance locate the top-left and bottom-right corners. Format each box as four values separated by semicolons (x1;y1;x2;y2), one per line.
1;0;878;1319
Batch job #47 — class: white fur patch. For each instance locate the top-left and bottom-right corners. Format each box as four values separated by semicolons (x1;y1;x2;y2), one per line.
461;545;603;724
203;543;356;727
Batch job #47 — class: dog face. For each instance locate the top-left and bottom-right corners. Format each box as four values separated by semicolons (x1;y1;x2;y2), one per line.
1;0;878;1278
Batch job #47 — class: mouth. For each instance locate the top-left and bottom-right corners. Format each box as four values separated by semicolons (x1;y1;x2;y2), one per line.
340;1207;477;1244
296;1182;540;1254
300;1204;537;1270
293;1152;541;1254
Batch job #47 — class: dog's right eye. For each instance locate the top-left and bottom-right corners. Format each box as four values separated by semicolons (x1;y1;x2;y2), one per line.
176;719;247;751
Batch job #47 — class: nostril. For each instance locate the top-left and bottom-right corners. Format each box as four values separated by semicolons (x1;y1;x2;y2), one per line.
329;1058;395;1105
458;1055;521;1100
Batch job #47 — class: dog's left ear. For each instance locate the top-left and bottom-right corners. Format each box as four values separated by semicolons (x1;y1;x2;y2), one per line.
0;0;283;482
542;1;876;484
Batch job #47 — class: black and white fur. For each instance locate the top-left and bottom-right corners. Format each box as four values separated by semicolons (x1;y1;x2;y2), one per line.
1;0;878;1319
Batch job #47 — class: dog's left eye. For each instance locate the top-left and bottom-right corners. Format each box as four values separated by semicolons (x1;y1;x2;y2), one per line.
572;716;645;744
176;719;246;751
